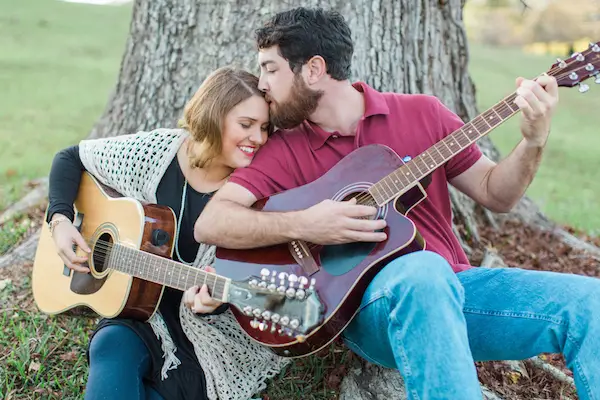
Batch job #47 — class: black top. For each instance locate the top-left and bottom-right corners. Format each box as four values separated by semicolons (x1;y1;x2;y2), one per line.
48;145;226;399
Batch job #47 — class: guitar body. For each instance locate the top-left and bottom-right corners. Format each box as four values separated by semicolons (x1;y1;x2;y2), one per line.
214;144;428;357
32;172;176;321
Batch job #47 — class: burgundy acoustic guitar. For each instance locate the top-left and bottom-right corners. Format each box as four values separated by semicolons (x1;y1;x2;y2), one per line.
213;42;600;358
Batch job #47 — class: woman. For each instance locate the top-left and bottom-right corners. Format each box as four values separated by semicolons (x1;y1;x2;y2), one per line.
47;66;287;400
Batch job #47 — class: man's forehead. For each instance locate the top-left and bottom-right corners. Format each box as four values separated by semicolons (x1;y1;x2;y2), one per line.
258;47;283;65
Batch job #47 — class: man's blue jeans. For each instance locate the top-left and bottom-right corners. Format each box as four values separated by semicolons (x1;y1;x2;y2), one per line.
342;250;600;400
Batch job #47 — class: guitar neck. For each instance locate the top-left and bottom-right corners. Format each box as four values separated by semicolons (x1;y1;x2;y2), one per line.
369;92;520;205
106;243;230;302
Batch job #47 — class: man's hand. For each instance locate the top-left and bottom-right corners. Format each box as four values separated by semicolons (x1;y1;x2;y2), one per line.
182;266;224;314
296;198;387;245
514;75;559;148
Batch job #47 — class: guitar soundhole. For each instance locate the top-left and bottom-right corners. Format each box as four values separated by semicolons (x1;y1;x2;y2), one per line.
342;192;379;220
92;232;114;273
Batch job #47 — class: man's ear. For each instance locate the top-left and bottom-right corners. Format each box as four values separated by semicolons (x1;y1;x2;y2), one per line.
305;55;327;84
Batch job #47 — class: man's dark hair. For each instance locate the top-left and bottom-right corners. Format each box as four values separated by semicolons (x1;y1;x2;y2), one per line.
255;7;353;81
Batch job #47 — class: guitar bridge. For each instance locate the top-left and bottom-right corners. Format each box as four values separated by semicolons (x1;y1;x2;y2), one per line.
288;240;320;276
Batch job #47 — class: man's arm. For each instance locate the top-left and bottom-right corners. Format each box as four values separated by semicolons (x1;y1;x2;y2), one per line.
450;75;558;213
194;182;387;249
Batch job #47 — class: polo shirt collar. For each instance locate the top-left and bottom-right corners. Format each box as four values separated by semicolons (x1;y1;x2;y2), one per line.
307;81;390;150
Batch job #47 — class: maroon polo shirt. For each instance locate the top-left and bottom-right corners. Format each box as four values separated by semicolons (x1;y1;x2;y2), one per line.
229;82;482;273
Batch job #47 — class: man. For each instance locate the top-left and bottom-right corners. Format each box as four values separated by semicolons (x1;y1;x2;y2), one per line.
193;7;600;399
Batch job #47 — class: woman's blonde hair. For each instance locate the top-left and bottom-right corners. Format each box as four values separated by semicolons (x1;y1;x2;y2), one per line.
179;66;267;169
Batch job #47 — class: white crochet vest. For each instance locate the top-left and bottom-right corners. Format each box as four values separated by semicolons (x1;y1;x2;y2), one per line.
79;129;289;400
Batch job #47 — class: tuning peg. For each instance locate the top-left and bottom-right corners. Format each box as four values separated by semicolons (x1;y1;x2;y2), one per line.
289;319;300;330
258;322;268;331
556;58;567;68
578;83;590;93
280;315;290;326
285;288;296;299
270;313;281;323
309;278;316;291
594;72;600;84
250;319;260;329
261;310;272;320
586;63;596;72
298;276;309;289
260;268;270;280
278;272;288;286
288;274;298;288
571;52;585;62
569;72;579;81
243;306;253;316
591;43;600;52
295;289;306;300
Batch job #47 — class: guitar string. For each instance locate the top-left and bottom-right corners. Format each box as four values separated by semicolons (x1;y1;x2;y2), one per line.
350;60;597;206
79;239;227;293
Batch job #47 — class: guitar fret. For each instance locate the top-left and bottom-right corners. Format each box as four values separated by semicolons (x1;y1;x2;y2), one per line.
473;117;490;136
464;124;480;140
421;152;436;171
211;275;218;297
431;144;445;162
395;168;410;188
458;128;471;145
381;177;394;197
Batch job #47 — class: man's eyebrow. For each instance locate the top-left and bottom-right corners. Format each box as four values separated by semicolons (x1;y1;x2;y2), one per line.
260;60;276;68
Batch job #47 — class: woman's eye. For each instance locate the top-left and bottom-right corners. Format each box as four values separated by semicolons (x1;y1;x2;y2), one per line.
240;124;251;129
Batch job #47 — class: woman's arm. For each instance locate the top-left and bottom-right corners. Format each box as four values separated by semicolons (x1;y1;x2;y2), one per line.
46;145;85;223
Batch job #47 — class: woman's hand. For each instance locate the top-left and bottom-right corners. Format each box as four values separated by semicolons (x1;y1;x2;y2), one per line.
51;214;91;273
182;266;224;314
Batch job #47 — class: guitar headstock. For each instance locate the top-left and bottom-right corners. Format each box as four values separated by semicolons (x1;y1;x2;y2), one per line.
227;268;323;339
549;41;600;93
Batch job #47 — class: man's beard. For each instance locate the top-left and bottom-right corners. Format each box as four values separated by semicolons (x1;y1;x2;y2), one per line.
268;74;323;129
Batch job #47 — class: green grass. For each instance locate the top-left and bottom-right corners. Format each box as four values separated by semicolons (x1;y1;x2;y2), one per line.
0;0;132;210
469;45;600;236
0;272;96;399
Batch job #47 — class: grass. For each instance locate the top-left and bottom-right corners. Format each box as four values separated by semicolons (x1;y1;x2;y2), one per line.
0;0;599;398
469;44;600;236
0;0;132;211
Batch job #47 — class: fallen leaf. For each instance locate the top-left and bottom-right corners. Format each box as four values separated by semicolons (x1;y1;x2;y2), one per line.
28;361;41;372
60;350;78;362
0;279;12;291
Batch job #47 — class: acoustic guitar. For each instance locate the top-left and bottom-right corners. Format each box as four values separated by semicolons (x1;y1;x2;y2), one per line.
32;172;322;341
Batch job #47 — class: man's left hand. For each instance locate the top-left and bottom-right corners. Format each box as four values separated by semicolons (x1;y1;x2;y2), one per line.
514;75;559;148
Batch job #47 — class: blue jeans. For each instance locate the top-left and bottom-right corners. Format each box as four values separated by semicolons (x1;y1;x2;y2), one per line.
342;250;600;400
86;324;165;400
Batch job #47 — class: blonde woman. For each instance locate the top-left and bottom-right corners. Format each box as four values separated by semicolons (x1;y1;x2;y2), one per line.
46;67;287;400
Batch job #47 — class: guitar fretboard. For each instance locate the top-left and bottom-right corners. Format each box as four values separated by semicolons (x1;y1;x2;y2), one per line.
369;92;520;205
106;243;229;301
